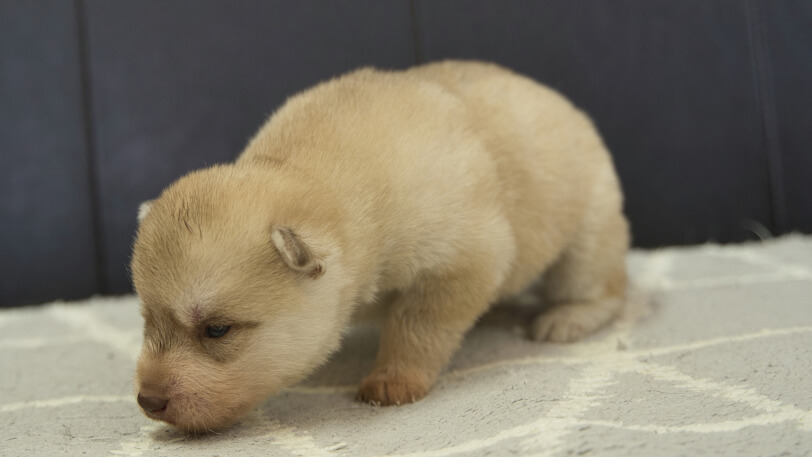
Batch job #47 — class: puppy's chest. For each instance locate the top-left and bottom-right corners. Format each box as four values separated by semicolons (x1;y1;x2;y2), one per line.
350;246;453;315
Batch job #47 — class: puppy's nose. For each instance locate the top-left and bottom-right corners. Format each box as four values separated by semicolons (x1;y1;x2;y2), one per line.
137;393;168;413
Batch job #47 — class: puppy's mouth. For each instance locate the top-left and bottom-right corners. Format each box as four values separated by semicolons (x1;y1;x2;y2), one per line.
144;406;167;417
136;394;225;432
136;378;261;432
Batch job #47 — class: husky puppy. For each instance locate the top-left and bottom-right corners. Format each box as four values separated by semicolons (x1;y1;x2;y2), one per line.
132;61;629;432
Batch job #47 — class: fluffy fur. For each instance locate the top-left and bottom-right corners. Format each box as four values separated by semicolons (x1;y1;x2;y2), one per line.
131;61;629;432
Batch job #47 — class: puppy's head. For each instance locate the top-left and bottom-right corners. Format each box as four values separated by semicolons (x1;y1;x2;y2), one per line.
131;165;349;432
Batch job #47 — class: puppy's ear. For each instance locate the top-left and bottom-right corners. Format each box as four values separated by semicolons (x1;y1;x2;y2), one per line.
271;226;325;279
137;200;154;223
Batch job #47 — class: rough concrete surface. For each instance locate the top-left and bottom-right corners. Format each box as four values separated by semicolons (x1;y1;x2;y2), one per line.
1;235;811;456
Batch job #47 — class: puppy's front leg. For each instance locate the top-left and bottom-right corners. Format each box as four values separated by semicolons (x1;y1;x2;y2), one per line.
357;268;497;406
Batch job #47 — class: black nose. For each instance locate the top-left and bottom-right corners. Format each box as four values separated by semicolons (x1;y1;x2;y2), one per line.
137;394;168;413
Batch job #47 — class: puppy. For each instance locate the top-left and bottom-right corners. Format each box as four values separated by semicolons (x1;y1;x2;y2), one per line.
132;61;629;432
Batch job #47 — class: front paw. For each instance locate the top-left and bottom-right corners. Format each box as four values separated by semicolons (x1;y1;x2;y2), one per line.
357;370;430;406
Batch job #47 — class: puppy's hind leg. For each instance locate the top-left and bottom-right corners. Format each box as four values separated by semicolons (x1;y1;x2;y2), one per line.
531;212;629;343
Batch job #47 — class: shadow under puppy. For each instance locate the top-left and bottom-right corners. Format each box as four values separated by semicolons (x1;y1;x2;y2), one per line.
132;60;629;432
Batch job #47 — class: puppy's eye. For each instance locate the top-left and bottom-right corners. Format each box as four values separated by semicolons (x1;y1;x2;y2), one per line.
205;325;230;338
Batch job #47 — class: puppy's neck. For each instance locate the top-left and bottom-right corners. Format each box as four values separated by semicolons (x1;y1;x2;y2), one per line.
240;155;377;312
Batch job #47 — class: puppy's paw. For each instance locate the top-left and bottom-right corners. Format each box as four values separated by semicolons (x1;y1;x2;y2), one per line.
357;370;430;406
530;301;618;343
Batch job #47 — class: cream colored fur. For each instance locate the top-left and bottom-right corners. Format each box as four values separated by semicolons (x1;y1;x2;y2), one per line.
131;61;629;432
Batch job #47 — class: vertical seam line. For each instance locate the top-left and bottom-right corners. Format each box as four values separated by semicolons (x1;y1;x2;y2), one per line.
744;0;787;234
74;0;108;294
408;0;425;64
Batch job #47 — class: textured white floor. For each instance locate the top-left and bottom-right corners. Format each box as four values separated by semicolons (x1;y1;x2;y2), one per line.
1;235;811;456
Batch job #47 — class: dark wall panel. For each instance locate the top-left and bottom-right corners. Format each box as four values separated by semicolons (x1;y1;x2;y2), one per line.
84;0;416;293
0;1;98;307
760;0;812;233
416;0;772;247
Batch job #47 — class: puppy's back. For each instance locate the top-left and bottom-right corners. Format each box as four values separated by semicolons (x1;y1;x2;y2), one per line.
238;61;623;297
408;61;625;296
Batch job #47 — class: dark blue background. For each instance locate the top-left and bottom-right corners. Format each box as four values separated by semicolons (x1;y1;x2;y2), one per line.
2;1;810;307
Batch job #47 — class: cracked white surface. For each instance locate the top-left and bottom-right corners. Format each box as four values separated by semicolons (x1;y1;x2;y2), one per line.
1;235;811;456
